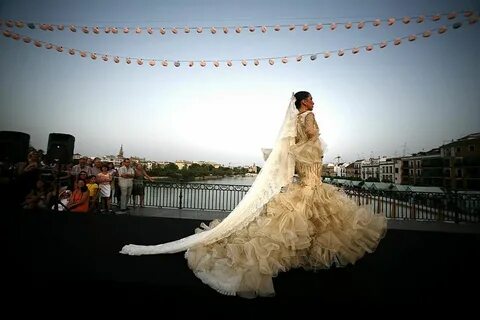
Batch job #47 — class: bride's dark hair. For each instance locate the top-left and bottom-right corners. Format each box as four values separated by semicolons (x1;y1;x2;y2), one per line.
294;91;311;109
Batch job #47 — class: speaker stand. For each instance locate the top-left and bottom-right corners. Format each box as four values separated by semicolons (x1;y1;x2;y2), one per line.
50;159;70;213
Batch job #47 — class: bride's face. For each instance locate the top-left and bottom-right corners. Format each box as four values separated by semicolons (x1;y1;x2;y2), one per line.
303;95;314;110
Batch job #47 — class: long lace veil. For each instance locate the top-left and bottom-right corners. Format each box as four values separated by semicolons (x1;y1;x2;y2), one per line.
120;94;298;255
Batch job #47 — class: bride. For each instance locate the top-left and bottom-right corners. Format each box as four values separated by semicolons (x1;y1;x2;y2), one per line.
120;91;387;298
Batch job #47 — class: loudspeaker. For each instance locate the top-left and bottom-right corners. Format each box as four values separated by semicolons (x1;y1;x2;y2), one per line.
0;131;30;163
47;133;75;164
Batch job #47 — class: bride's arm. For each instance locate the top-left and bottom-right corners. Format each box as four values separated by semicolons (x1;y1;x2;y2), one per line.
305;112;319;139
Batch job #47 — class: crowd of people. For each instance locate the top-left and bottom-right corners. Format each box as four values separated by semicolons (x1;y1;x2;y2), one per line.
1;150;153;214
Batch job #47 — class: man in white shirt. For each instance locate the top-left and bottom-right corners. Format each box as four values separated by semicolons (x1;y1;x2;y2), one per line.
117;158;134;213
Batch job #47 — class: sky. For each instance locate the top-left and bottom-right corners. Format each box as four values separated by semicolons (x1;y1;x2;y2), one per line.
0;0;479;166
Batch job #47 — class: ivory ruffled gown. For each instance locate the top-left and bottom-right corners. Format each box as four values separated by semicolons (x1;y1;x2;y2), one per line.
185;111;387;298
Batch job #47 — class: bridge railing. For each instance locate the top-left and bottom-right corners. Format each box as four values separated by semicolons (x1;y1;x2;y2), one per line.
112;181;479;223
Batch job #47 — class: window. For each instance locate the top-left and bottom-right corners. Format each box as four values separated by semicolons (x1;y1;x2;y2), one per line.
395;168;399;173
469;145;475;152
456;169;462;178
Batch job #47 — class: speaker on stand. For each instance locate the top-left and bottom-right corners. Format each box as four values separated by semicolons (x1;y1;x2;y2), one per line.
46;133;75;212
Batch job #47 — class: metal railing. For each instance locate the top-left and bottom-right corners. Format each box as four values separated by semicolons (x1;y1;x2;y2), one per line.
112;181;480;223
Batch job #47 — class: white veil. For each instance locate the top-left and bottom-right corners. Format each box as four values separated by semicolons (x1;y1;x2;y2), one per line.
120;94;298;255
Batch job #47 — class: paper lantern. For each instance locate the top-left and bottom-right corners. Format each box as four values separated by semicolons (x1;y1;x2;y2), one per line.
387;18;396;26
40;23;49;30
323;52;330;58
174;61;180;67
417;15;425;23
196;27;203;33
373;19;381;26
136;27;142;34
213;61;219;67
330;23;336;30
172;27;178;34
45;43;53;49
210;27;216;34
261;26;267;33
357;21;364;29
91;53;97;59
438;26;447;34
402;17;410;24
137;59;143;65
48;25;54;31
149;60;156;66
227;60;232;67
432;14;441;21
162;60;168;67
200;60;206;67
281;57;288;63
310;55;317;61
352;48;359;54
2;30;11;37
254;59;259;66
296;55;303;61
112;27;118;34
12;33;20;40
147;27;153;34
122;28;129;34
160;27;166;34
57;46;65;53
82;26;89;34
27;23;36;29
469;17;478;25
464;11;473;17
241;60;247;66
15;21;25;28
57;25;64;30
69;25;77;32
69;49;76;55
34;41;42;48
379;41;387;48
302;24;309;31
345;22;352;29
223;27;229;34
289;24;295;31
274;25;281;31
452;22;462;29
189;61;194;67
408;34;416;41
366;45;373;51
269;59;275;65
184;27;190;33
6;20;14;27
316;23;323;30
102;55;108;61
235;26;242;33
126;58;131;64
249;26;255;32
114;56;120;63
80;51;87;57
337;50;344;56
393;38;401;45
93;26;100;34
422;30;431;37
104;27;111;33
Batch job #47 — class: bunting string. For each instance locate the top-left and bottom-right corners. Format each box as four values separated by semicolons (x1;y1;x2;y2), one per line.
0;10;475;36
1;17;478;68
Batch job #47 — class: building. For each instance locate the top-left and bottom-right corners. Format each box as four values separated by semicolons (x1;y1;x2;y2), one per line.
440;132;480;190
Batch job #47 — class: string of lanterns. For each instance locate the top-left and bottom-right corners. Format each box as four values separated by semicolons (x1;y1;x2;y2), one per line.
2;17;477;68
0;10;475;36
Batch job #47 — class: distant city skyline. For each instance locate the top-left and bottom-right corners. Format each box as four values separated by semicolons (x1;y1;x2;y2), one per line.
1;0;479;166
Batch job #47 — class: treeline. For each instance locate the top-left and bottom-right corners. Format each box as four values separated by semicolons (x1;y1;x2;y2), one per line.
146;163;258;180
